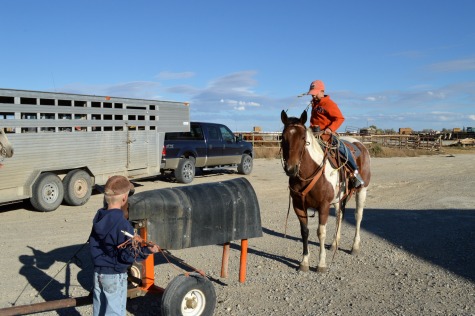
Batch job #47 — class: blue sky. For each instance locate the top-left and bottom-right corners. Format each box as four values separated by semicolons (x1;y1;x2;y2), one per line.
1;1;474;132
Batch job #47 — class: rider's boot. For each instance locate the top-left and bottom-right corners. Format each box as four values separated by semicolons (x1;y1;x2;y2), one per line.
351;170;365;188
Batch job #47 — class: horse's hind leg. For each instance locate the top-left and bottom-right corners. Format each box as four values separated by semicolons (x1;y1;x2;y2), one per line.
351;187;367;255
330;202;342;252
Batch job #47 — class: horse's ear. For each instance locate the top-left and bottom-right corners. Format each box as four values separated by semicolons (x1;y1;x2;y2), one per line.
300;110;308;125
281;110;288;124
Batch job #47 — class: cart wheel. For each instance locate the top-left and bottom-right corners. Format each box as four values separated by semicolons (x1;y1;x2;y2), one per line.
128;262;142;287
161;273;216;316
63;169;92;206
30;172;64;212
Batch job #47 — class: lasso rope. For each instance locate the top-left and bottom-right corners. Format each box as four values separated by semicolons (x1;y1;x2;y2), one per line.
118;231;205;277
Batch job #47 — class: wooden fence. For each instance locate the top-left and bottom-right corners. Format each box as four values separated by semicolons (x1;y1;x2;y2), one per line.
237;132;444;151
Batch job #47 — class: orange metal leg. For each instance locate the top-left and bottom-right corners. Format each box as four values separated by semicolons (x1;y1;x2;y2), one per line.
221;242;230;278
239;239;248;283
139;227;156;290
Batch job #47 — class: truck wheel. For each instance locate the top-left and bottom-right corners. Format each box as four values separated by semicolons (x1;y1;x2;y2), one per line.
237;153;253;175
30;172;64;212
161;273;216;316
63;169;93;206
175;158;195;184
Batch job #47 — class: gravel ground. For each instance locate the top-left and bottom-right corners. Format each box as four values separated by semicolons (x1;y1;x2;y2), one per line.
0;154;474;316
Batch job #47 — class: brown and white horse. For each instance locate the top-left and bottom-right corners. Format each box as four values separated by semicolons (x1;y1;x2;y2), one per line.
280;110;371;272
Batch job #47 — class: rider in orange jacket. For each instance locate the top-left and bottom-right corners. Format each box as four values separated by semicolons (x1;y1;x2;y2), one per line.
307;80;364;188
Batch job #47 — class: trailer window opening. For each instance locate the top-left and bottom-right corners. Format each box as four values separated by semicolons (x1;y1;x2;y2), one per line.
114;103;123;109
40;113;55;120
127;106;147;110
59;113;72;119
0;96;14;104
91;102;101;108
74;101;87;107
22;113;37;119
58;100;72;106
40;98;55;106
104;102;112;108
20;97;36;105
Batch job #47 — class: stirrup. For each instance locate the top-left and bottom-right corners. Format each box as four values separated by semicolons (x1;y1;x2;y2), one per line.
351;173;365;188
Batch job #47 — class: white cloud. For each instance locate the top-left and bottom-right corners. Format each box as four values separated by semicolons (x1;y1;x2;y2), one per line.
427;58;475;72
155;71;195;80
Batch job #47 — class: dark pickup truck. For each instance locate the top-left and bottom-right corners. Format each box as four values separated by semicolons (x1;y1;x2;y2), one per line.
160;122;254;183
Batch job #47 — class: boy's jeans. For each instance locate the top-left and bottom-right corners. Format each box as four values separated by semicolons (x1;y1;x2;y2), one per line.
93;272;127;316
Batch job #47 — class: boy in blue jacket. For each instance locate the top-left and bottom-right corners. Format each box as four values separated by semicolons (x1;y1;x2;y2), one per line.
89;175;159;316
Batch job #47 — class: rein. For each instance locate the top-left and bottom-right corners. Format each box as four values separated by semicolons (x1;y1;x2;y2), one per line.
283;124;329;212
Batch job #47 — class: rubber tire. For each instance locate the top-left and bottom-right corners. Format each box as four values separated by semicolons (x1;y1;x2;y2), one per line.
175;158;195;184
30;172;64;212
63;169;93;206
161;273;216;316
237;153;253;175
128;262;143;288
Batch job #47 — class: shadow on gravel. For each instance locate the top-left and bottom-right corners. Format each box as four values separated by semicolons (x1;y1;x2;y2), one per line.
344;208;475;283
266;208;475;283
227;238;301;271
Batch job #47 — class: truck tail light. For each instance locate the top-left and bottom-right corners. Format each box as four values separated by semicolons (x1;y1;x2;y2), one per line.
162;146;166;157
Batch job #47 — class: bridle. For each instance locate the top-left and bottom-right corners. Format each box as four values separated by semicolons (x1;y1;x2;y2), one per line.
281;123;327;182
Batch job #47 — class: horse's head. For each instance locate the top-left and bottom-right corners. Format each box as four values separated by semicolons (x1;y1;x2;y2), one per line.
281;110;308;177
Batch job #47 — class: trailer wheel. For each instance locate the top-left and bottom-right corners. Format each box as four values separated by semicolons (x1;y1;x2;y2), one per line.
161;273;216;316
175;158;195;184
63;169;92;206
237;153;253;175
30;172;64;212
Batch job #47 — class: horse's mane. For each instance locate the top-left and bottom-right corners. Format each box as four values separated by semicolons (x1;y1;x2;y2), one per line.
305;127;325;164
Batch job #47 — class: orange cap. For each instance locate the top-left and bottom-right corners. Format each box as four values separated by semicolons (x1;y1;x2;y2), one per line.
307;80;325;95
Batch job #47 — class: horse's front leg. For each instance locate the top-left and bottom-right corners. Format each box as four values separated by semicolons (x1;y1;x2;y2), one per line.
317;205;330;272
293;206;310;272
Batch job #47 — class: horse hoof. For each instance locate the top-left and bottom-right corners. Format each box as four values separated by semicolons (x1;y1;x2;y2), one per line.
351;248;360;255
299;264;310;272
317;266;327;273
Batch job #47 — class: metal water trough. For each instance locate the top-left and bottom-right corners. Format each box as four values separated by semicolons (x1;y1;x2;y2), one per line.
128;177;263;249
0;177;262;315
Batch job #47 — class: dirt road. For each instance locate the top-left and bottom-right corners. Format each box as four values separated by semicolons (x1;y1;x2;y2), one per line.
0;154;474;315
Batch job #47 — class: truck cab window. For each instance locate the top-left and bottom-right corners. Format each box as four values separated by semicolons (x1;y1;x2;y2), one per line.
220;126;235;143
207;126;220;140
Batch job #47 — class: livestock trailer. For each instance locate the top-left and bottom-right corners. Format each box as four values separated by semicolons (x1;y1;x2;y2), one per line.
0;88;190;211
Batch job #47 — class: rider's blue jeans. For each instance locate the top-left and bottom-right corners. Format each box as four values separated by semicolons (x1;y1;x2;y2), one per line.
336;138;358;171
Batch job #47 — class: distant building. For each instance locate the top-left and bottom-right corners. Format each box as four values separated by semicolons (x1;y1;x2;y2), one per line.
360;127;376;135
399;127;412;135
